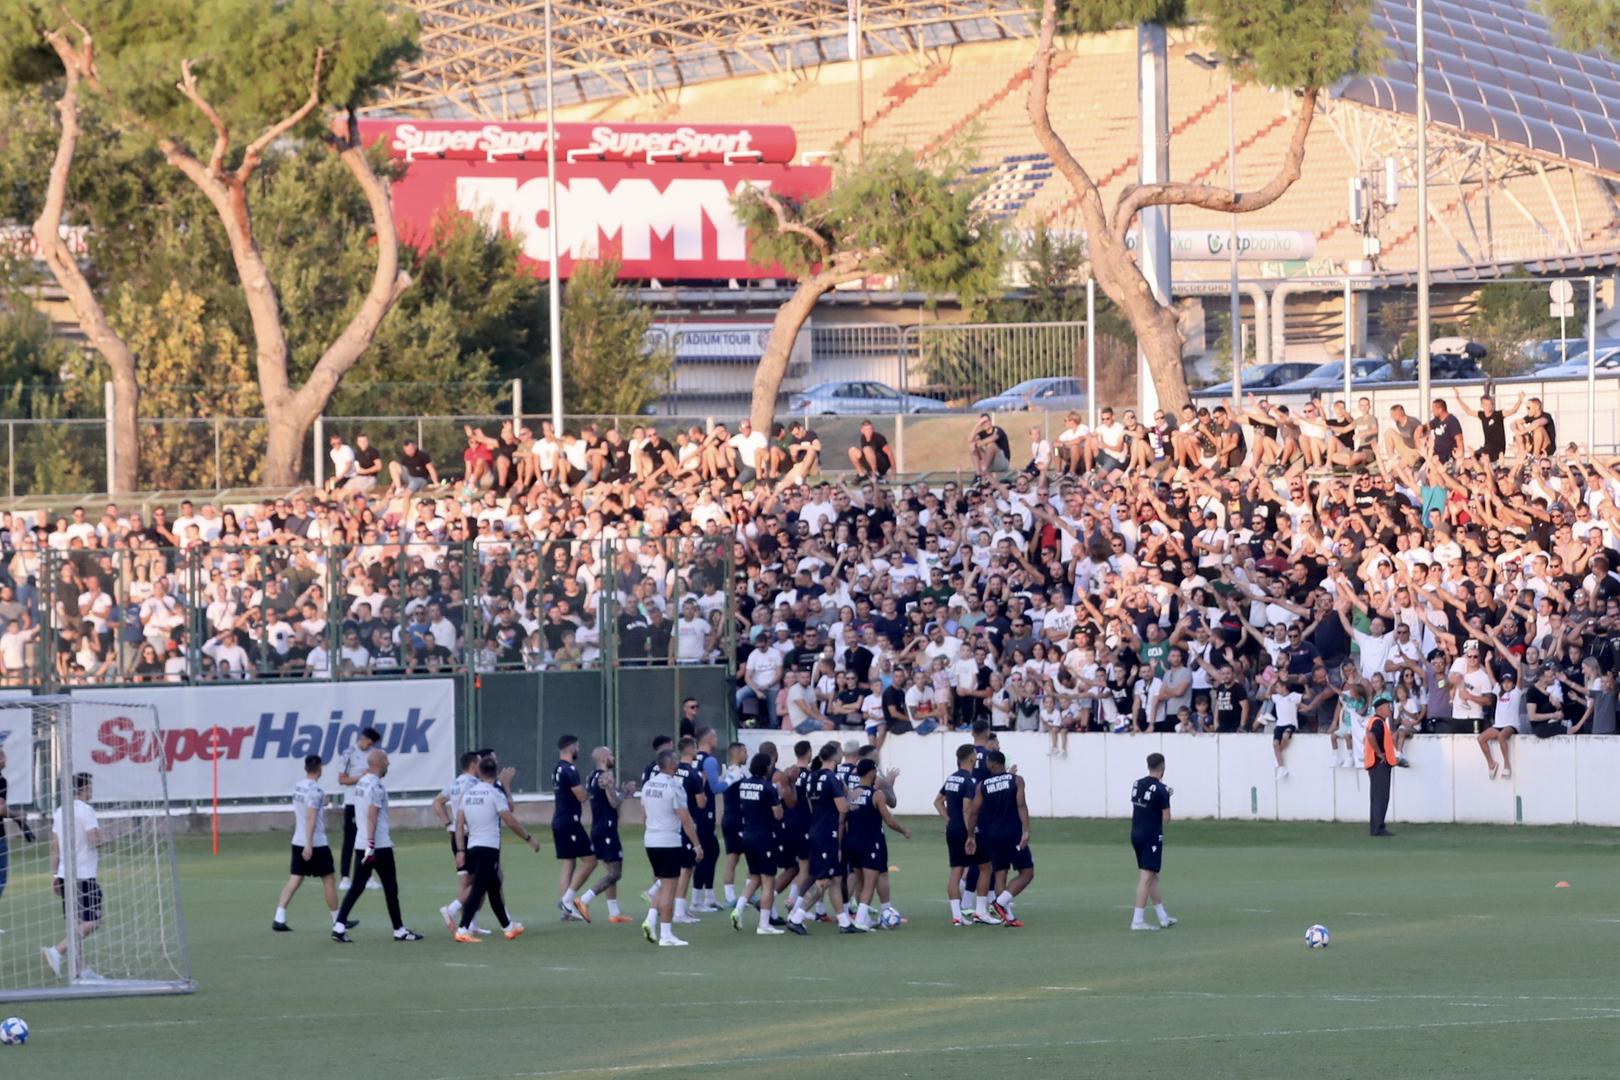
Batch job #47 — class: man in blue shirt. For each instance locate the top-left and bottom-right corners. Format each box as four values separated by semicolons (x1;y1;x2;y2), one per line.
1129;752;1177;931
553;735;595;922
786;743;856;933
973;751;1032;927
933;743;999;926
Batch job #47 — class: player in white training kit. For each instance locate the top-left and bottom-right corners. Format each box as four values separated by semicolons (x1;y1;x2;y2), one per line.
332;749;424;943
273;754;339;931
453;756;540;943
434;751;486;934
640;749;703;947
44;772;102;979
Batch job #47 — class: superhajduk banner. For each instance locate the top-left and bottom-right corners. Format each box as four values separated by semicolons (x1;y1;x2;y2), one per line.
66;680;456;802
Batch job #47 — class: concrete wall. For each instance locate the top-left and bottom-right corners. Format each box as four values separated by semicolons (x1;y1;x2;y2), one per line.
738;731;1620;827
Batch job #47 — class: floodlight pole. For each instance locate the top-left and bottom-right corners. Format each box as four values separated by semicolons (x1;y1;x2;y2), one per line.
1416;0;1431;407
1226;70;1241;413
1137;23;1171;416
852;0;865;163
545;0;564;433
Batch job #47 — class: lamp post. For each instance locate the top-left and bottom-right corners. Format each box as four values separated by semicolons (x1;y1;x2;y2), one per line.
1189;52;1241;411
545;0;564;432
1416;0;1431;408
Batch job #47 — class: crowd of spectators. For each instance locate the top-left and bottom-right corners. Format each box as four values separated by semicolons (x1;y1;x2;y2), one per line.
1;391;1619;781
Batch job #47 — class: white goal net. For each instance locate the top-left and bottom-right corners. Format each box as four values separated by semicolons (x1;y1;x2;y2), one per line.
0;697;192;1000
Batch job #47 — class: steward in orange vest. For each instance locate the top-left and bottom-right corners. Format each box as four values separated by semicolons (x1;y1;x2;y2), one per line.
1364;699;1397;837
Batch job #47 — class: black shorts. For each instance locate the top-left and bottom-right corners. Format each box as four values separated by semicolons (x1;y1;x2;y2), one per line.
723;816;745;853
449;831;468;874
58;878;104;923
646;846;683;880
552;819;595;860
591;826;623;863
987;835;1034;873
1133;834;1163;874
1273;724;1296;742
846;836;886;872
742;836;778;878
290;844;336;878
779;826;808;864
946;829;977;869
808;829;842;881
677;838;697;869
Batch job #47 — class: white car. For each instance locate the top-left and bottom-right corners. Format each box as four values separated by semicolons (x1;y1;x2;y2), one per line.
1533;345;1620;378
788;381;948;415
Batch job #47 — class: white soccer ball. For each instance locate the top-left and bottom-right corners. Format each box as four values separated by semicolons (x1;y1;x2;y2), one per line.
0;1017;28;1046
1305;924;1331;949
879;908;903;930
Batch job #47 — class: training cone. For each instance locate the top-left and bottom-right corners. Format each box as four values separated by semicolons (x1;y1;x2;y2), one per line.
1555;881;1571;888
889;865;900;873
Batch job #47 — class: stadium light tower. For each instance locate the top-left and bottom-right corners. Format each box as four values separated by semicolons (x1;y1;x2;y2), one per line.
545;0;564;433
1187;51;1240;411
1137;23;1171;416
1416;0;1430;407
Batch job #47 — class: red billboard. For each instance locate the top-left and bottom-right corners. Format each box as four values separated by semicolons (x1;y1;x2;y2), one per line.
359;121;832;280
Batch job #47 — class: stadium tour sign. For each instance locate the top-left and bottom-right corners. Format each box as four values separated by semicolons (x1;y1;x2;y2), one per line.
359;120;833;281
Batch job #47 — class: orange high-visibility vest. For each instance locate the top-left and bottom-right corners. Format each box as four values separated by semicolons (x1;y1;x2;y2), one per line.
1364;716;1397;768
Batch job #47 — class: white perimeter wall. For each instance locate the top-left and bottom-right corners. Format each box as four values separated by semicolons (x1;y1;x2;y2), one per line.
737;731;1620;828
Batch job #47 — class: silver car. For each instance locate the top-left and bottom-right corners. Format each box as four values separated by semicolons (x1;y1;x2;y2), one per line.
788;380;948;415
1533;346;1620;379
971;377;1087;413
1273;358;1389;393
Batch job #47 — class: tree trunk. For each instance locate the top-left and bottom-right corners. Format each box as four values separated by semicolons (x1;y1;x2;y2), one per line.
750;277;830;435
263;409;309;489
34;30;141;493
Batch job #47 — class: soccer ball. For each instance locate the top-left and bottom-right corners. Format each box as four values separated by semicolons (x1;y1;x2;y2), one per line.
879;908;903;930
0;1017;28;1046
1305;924;1331;949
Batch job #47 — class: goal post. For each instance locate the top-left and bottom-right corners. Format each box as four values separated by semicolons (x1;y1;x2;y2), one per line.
0;696;193;1001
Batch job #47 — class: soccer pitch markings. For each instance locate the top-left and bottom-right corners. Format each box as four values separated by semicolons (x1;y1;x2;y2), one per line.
14;819;1620;1080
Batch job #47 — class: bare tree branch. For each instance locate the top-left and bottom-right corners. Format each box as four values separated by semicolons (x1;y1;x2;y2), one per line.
1112;87;1320;243
176;58;230;177
238;47;325;184
1026;0;1108;237
756;189;830;256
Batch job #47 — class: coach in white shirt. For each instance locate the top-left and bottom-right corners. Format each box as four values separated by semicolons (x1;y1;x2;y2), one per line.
332;750;423;943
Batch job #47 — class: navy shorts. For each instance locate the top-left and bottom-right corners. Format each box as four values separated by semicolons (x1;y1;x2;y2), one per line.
846;837;887;872
742;835;778;878
1133;834;1163;873
946;828;977;868
290;844;336;878
552;820;595;860
591;826;623;863
987;835;1034;873
723;816;745;853
779;826;808;864
57;878;104;923
808;830;842;881
678;835;697;869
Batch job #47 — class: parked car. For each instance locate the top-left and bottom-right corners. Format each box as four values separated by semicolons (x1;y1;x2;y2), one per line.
1273;358;1389;393
1367;352;1485;383
788;380;948;415
970;377;1087;413
1195;362;1319;398
1523;337;1620;369
1533;345;1620;379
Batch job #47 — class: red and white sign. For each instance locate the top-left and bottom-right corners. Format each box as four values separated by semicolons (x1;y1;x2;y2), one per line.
67;680;455;803
360;121;832;280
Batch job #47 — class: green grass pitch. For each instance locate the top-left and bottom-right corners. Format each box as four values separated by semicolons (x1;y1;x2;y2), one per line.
11;820;1620;1079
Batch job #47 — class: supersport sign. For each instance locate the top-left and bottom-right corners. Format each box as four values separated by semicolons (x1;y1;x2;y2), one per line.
358;120;832;281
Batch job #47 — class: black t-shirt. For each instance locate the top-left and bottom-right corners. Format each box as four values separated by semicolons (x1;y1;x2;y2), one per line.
735;775;779;839
860;431;891;474
1210;682;1248;732
1130;776;1170;838
938;769;977;834
355;446;382;474
1429;414;1463;461
1477;410;1507;456
553;760;584;822
979;771;1020;838
616;612;650;659
400;448;434;480
881;683;909;729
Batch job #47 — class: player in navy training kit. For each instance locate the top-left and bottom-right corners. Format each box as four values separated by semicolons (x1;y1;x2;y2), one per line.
691;727;731;911
672;736;710;924
728;752;787;935
845;758;911;930
1129;752;1176;931
973;750;1033;927
787;742;857;933
773;741;815;921
553;735;596;921
961;722;996;902
934;743;999;926
575;746;634;923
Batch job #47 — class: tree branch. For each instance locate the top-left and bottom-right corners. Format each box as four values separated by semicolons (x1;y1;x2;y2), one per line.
238;47;325;184
756;189;829;256
176;58;230;178
1026;0;1108;236
1112;86;1320;244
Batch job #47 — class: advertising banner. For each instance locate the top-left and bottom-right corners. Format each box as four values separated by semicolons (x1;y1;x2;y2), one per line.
0;693;35;806
66;680;456;802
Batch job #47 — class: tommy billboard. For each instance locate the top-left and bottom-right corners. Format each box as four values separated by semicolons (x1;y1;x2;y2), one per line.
358;120;833;281
66;680;456;802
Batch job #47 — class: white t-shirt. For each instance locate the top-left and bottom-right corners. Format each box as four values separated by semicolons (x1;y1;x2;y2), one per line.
728;430;768;470
290;778;328;847
459;780;510;850
1448;659;1497;721
1352;629;1395;681
1272;690;1302;730
745;647;783;691
441;772;478;823
1043;606;1077;642
640;771;687;848
329;442;357;481
676;615;709;661
1096;422;1127;456
352;773;392;850
52;799;100;880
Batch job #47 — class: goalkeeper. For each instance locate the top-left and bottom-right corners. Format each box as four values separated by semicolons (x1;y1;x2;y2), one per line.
0;739;38;923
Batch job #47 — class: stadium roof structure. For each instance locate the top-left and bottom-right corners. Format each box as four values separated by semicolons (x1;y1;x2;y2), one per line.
1342;0;1620;179
374;0;1034;116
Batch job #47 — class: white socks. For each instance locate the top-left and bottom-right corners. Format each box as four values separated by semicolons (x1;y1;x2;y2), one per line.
758;906;771;931
997;891;1015;916
275;906;287;923
974;894;990;916
856;903;872;928
1132;906;1147;926
562;888;577;905
446;899;463;916
950;898;964;921
659;922;676;942
724;884;737;904
1155;904;1171;922
606;899;621;918
579;889;596;907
